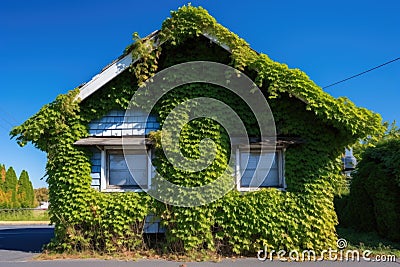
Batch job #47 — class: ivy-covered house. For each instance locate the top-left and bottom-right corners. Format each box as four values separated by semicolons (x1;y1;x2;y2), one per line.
12;6;383;254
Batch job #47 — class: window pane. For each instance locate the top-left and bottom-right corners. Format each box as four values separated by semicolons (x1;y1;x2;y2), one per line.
108;152;147;187
260;168;279;187
240;151;280;187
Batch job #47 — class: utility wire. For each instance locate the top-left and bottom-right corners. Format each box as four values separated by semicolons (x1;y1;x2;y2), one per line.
0;107;18;127
0;107;18;136
323;57;400;89
0;121;10;134
0;115;14;128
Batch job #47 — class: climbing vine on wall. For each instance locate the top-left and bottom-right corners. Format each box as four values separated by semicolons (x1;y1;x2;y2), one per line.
10;5;384;255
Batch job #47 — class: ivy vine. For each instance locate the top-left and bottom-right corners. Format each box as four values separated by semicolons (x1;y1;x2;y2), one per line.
10;5;384;256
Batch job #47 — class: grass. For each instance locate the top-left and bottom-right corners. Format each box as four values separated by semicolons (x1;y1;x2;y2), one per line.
337;227;400;258
0;209;49;221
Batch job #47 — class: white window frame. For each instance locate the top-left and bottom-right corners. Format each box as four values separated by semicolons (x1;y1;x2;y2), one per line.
236;147;286;192
97;145;286;193
100;146;153;192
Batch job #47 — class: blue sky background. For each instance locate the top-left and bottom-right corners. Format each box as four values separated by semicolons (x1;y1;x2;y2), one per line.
0;0;399;188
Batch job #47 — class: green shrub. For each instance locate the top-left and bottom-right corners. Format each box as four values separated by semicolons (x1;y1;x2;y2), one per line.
334;194;350;227
346;138;400;241
343;174;377;231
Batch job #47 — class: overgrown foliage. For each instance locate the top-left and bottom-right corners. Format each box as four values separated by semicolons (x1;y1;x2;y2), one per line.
10;5;384;256
341;138;400;241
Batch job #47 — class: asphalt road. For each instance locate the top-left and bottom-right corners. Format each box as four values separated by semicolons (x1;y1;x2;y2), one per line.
0;225;399;267
0;224;54;262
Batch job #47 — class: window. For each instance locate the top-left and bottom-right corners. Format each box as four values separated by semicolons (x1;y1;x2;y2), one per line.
237;149;285;191
98;146;284;192
105;149;152;191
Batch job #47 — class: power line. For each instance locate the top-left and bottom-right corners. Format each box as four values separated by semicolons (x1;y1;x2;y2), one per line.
322;57;400;89
0;107;18;126
0;122;10;134
0;115;14;128
0;107;18;136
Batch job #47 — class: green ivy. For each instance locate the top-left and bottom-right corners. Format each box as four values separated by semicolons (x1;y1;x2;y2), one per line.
10;5;384;256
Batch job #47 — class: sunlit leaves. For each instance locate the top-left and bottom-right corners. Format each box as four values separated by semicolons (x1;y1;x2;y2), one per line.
9;4;385;256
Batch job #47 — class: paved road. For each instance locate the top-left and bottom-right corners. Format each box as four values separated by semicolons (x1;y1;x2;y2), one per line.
0;225;399;266
0;224;54;262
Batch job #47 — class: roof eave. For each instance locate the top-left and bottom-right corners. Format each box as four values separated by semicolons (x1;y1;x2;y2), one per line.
75;31;232;102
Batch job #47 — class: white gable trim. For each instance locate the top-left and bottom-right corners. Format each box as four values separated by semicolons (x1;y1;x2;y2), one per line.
77;53;133;101
75;32;232;102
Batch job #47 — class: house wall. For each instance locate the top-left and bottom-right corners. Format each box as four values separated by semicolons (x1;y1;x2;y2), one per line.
88;109;159;137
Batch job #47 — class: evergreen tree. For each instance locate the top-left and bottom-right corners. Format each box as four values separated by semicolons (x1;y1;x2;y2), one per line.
4;167;18;208
0;164;5;190
17;170;35;208
0;166;35;208
0;165;7;208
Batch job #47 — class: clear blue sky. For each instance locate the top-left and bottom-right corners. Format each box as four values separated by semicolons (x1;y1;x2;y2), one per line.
0;0;399;188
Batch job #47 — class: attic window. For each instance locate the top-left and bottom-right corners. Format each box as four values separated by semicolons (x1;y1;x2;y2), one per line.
236;148;285;191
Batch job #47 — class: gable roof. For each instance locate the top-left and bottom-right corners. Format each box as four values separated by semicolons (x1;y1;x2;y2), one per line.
77;31;231;102
12;5;384;148
77;30;157;101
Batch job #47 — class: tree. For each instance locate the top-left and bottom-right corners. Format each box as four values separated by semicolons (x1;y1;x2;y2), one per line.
0;164;5;190
353;120;400;159
34;187;49;203
4;167;18;208
17;170;35;208
0;190;11;208
0;164;5;179
0;164;6;207
0;166;36;208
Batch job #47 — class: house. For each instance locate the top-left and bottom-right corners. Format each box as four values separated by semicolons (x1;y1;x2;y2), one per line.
36;201;49;210
11;6;383;254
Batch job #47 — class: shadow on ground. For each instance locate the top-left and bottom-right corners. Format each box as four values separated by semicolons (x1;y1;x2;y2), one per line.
0;226;54;253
